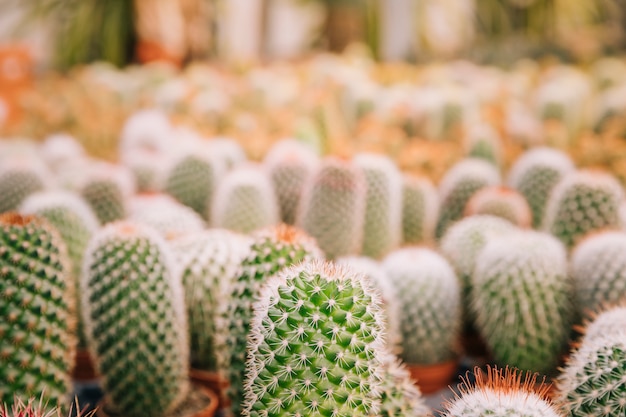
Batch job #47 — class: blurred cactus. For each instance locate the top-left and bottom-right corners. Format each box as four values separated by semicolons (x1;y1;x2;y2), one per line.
127;194;205;240
464;123;502;167
0;160;50;214
401;175;439;245
79;162;135;225
375;352;430;417
464;186;532;228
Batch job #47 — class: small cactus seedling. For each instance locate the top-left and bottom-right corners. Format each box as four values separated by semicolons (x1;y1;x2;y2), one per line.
382;248;461;366
543;170;625;248
0;159;49;214
0;213;76;408
296;156;367;259
401;175;439;245
211;164;279;234
128;194;206;240
263;139;319;225
463;123;502;167
441;366;562;417
241;261;387;417
507;147;575;228
472;231;574;375
464;186;532;228
435;158;501;239
353;153;402;259
79;162;135;225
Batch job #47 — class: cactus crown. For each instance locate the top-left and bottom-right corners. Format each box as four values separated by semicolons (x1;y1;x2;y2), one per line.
128;194;206;240
575;302;626;343
464;186;532;228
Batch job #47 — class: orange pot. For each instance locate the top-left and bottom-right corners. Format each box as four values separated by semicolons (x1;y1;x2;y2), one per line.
72;349;99;381
406;359;459;394
189;368;230;409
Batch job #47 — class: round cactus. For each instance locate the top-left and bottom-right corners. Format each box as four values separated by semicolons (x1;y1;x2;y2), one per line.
241;261;387;417
435;158;501;239
472;231;574;375
79;162;135;225
353;153;402;259
81;221;189;417
375;352;430;417
382;247;461;366
120;149;170;193
296;156;367;259
507;147;575;228
464;186;532;228
542;170;625;248
206;137;247;170
0;213;76;408
579;304;626;343
0;159;49;214
464;123;502;167
40;133;86;174
401;175;439;245
128;194;206;240
119;109;172;155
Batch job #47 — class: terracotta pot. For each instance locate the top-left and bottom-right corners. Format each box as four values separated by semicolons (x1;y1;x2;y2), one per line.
189;368;230;409
72;349;99;381
406;359;459;394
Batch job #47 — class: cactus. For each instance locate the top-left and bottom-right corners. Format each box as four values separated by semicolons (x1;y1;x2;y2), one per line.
211;165;279;234
121;149;170;193
241;261;386;417
79;162;135;225
353;153;402;259
206;137;247;170
464;123;502;167
219;225;321;416
464;186;532;228
472;231;574;375
542;170;624;248
119;109;172;155
81;221;190;417
382;247;461;366
40;134;86;174
0;160;49;214
0;213;76;408
435;158;501;239
507;147;575;228
128;194;206;240
441;366;562;417
401;175;439;245
171;229;251;371
579;304;626;343
296;156;367;259
0;395;93;417
263;139;319;225
375;351;429;417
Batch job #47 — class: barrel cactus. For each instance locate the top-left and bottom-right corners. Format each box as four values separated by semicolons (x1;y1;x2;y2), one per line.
375;352;429;417
579;304;626;343
507;147;575;228
241;261;386;417
0;213;76;408
543;170;624;248
401;175;439;245
464;186;532;228
79;162;135;225
472;230;574;375
128;194;206;240
0;159;49;214
296;156;366;259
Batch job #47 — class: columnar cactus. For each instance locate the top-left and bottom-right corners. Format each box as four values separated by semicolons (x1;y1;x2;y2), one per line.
435;158;501;239
542;170;625;248
0;160;49;214
375;352;430;417
353;153;402;259
79;163;135;225
507;147;575;228
464;186;532;228
0;213;76;408
472;231;573;374
401;175;439;245
128;194;206;240
441;366;562;417
296;156;367;259
81;221;190;417
241;261;387;417
171;229;251;371
211;165;279;234
263;139;319;225
382;248;461;366
218;225;321;416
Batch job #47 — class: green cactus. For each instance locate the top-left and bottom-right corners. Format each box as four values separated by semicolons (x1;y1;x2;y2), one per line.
263;139;319;225
353;153;402;259
435;158;501;240
81;221;190;417
296;156;366;259
0;161;49;214
542;170;624;248
218;225;321;416
375;352;430;417
0;213;76;408
241;261;386;417
128;194;206;240
464;123;502;167
507;147;575;228
382;247;461;365
79;163;135;225
121;149;169;193
211;165;280;234
580;304;626;343
472;231;574;375
401;175;439;245
171;229;251;371
206;137;247;170
464;186;532;228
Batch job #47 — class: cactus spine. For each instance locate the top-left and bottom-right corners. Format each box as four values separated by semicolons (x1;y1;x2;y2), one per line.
401;175;439;245
375;352;429;417
464;186;532;228
580;304;626;343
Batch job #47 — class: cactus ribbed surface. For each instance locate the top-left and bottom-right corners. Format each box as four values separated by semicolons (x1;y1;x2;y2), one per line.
211;165;279;234
79;163;135;225
219;226;321;416
353;153;402;259
507;147;575;228
296;156;366;259
81;221;189;417
464;186;532;228
241;261;386;417
375;352;429;417
401;175;439;245
383;248;461;365
263;139;319;225
543;170;624;248
435;158;501;239
171;229;251;371
128;194;206;240
472;231;573;374
0;161;48;214
0;213;76;408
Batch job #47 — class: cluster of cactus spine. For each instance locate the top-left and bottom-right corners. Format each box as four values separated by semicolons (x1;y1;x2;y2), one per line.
464;186;532;228
296;156;366;259
79;163;135;225
211;165;280;234
507;147;575;228
0;213;76;408
241;261;386;417
401;175;439;245
472;230;573;375
542;169;625;248
374;352;429;417
578;303;626;342
81;221;190;417
0;160;49;214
